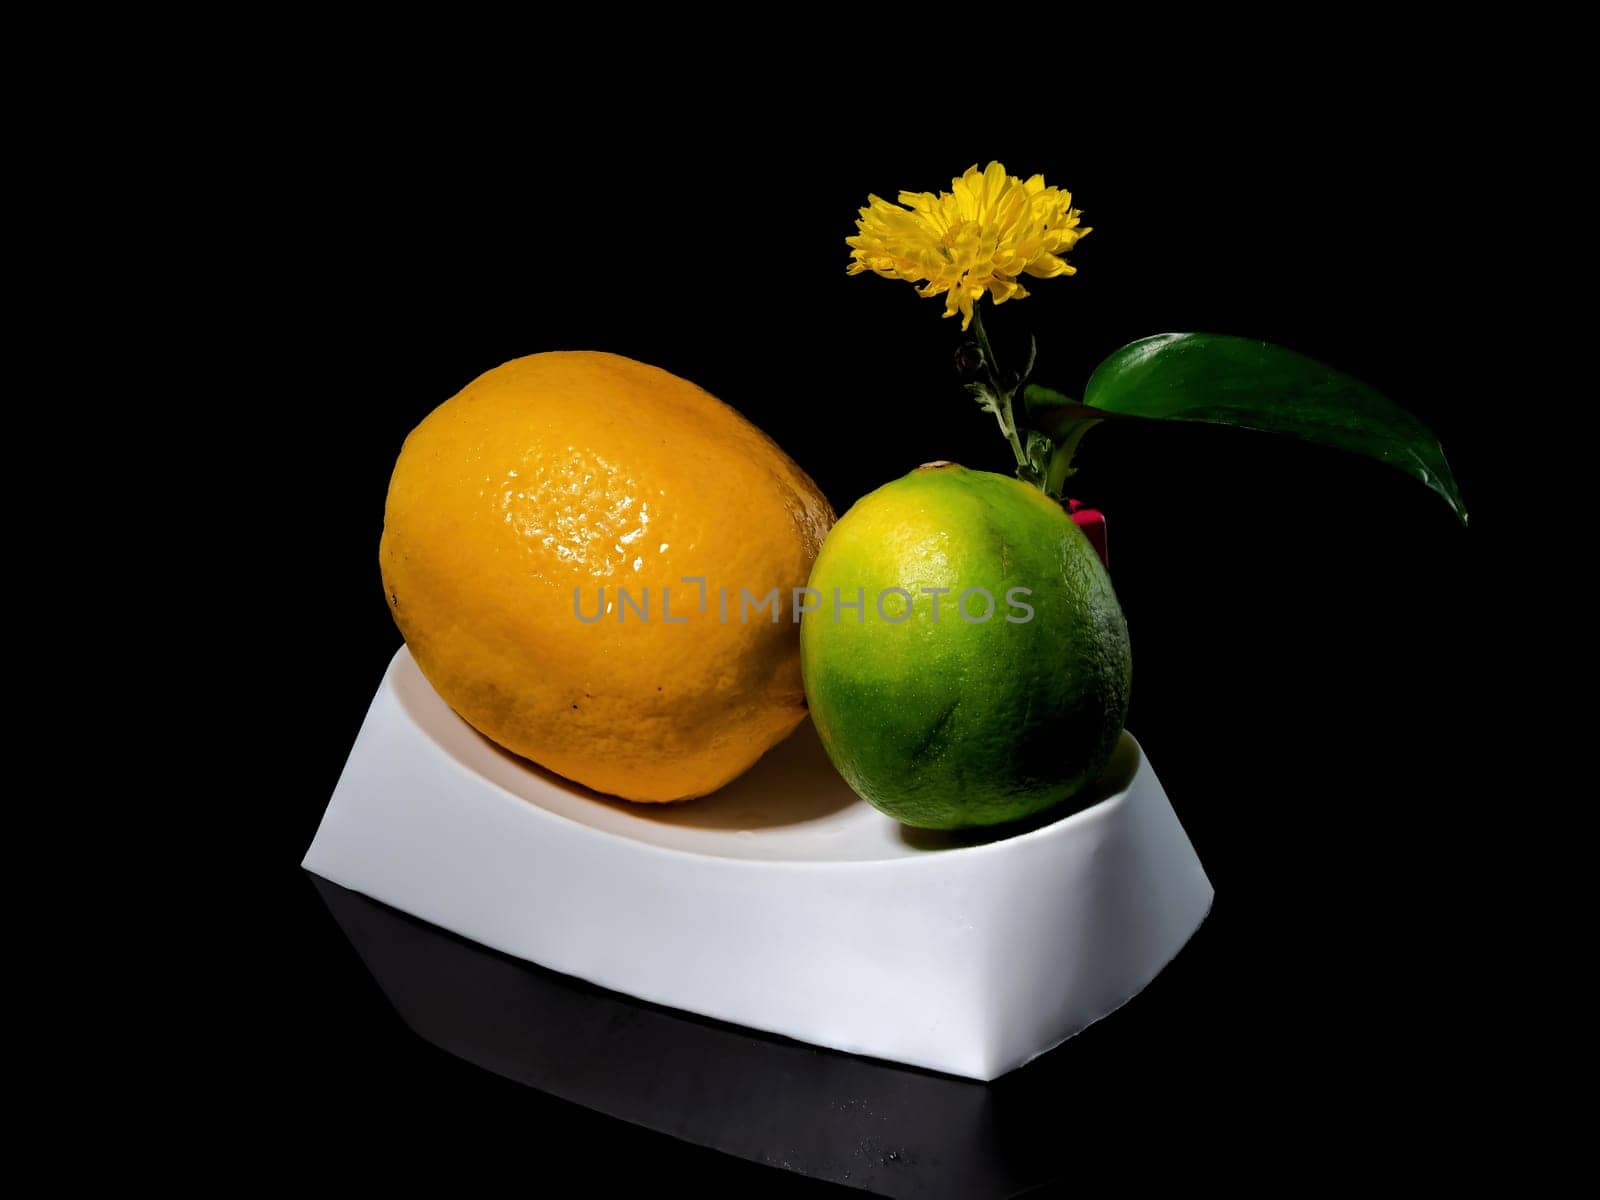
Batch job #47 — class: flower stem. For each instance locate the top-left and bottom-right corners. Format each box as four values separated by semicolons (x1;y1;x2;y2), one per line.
970;304;1028;471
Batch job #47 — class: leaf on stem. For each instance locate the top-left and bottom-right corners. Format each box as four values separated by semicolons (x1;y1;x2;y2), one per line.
1021;334;1468;524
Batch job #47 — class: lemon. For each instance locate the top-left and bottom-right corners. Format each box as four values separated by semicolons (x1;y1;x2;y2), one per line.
381;351;833;802
800;463;1130;829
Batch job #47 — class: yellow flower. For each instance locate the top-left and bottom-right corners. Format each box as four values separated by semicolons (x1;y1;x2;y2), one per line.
846;162;1089;330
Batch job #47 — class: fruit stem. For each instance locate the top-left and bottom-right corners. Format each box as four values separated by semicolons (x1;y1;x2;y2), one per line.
970;304;1029;474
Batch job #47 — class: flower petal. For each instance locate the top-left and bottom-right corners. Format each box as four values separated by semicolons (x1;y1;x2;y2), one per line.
846;164;1086;318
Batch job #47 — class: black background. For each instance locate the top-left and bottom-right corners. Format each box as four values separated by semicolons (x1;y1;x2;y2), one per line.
231;96;1497;1191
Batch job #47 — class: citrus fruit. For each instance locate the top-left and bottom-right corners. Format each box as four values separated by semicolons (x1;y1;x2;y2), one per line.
381;351;833;802
800;463;1130;829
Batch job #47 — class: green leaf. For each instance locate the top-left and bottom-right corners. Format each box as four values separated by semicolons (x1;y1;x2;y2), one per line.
964;381;1000;418
1022;383;1077;418
1082;333;1468;524
1018;385;1102;498
1023;429;1053;478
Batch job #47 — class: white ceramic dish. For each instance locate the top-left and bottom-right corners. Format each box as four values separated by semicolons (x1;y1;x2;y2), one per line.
304;647;1212;1080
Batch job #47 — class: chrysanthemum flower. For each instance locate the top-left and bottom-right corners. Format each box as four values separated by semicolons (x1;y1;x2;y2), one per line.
846;162;1089;330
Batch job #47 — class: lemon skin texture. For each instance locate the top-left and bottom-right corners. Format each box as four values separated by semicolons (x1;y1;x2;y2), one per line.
381;351;834;802
800;464;1130;829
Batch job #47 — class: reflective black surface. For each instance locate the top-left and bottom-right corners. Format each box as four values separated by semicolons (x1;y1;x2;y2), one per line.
312;874;1217;1196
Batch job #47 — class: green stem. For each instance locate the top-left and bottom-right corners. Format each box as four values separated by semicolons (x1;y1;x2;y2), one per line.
969;304;1028;470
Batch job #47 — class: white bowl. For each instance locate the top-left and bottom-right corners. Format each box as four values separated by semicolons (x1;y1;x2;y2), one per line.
303;647;1212;1080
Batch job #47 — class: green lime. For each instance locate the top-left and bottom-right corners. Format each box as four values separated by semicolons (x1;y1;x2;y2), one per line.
800;463;1131;829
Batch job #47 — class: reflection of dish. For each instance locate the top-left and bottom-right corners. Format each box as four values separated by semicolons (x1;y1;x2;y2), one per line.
314;875;1204;1196
304;648;1212;1079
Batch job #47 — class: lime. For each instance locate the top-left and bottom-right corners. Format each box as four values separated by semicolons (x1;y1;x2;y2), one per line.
800;463;1130;829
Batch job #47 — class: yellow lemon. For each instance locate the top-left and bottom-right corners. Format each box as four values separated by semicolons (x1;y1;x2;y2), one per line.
380;352;834;801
